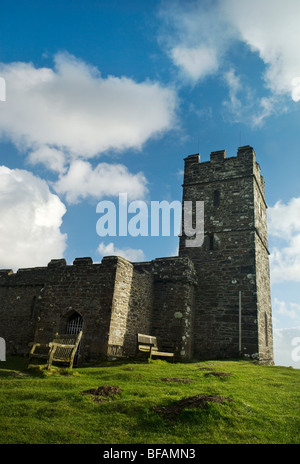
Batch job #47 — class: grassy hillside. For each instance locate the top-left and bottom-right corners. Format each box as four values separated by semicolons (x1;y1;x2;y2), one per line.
0;356;299;444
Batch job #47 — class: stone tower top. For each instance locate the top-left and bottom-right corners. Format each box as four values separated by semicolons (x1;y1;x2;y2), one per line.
184;145;255;164
183;146;264;194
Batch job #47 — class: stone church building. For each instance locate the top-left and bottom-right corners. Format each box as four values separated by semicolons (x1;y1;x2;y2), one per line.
0;146;274;365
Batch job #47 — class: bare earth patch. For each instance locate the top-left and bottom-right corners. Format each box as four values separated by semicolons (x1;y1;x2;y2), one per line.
155;394;233;419
160;377;193;384
81;385;122;402
204;372;232;378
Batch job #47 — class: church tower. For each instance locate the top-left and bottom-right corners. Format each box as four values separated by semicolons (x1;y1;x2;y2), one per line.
179;146;273;364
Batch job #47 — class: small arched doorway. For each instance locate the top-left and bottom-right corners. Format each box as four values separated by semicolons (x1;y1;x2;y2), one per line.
66;312;83;366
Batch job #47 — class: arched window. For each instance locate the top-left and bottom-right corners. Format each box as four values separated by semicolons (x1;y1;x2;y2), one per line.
213;190;220;207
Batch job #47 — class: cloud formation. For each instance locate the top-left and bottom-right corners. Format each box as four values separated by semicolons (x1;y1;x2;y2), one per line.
273;327;300;368
0;51;177;266
223;0;300;99
0;52;175;205
159;0;300;121
159;0;232;82
97;241;145;262
0;52;177;163
273;298;300;324
171;46;219;81
268;197;300;283
0;166;67;270
53;160;148;204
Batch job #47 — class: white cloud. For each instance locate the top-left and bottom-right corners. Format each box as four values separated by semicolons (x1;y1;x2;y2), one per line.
268;197;300;238
160;0;300;117
273;327;300;368
251;96;279;127
159;0;233;82
171;46;218;81
28;146;67;174
292;77;300;102
53;160;148;204
222;69;243;119
0;52;176;203
223;0;300;99
222;69;279;126
268;197;300;283
0;166;67;270
97;241;145;262
272;297;300;368
0;52;177;159
273;298;300;322
0;52;177;205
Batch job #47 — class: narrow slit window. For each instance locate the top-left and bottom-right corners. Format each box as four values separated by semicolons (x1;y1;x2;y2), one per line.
213;190;220;207
30;296;36;320
265;313;269;347
209;234;214;250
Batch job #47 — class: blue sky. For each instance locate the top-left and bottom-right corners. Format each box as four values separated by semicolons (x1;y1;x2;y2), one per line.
0;0;299;367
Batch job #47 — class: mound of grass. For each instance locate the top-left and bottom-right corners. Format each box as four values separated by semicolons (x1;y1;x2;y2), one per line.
0;356;299;444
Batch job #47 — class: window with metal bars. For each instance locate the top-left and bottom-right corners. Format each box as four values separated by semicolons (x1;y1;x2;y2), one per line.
66;312;83;334
66;312;83;366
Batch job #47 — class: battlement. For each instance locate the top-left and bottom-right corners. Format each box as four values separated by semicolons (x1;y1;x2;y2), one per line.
184;145;255;165
210;149;226;162
0;256;125;282
183;146;264;191
237;145;256;160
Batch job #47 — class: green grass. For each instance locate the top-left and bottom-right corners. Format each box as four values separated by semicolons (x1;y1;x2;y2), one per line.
0;356;299;444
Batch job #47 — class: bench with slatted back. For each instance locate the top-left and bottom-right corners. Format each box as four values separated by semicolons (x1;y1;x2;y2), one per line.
137;333;174;361
28;331;82;369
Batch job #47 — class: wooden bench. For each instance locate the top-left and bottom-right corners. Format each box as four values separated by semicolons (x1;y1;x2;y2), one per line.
137;333;174;361
28;331;82;369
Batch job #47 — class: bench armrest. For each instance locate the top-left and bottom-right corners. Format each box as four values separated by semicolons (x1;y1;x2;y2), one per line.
49;343;76;349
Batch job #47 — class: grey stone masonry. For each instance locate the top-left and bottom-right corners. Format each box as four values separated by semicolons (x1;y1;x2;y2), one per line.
0;146;273;364
179;146;273;363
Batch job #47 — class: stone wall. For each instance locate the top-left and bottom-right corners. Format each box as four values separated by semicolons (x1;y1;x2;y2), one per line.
0;268;47;355
122;262;154;356
31;257;117;364
151;257;197;360
0;146;273;364
255;231;274;363
179;146;273;362
107;257;154;358
0;255;196;363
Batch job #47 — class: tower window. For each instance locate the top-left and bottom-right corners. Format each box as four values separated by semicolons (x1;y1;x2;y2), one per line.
209;234;214;250
213;190;220;207
265;313;269;347
30;296;37;320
